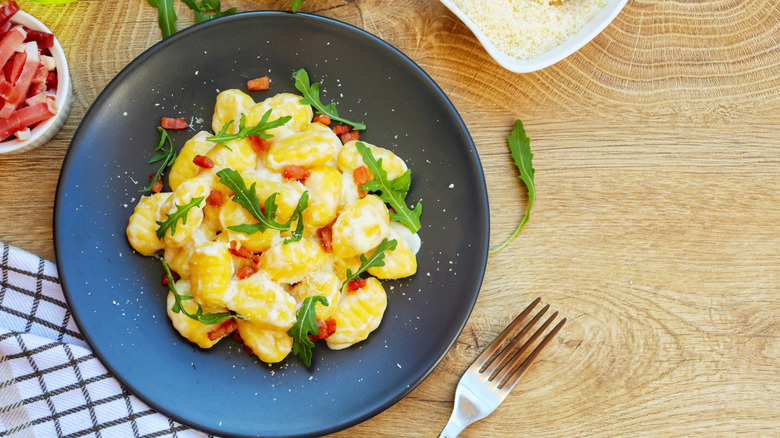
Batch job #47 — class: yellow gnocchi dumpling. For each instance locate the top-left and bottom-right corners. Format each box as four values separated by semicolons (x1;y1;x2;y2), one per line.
326;277;387;350
246;93;312;140
367;226;417;279
204;137;258;173
331;195;390;259
168;131;216;191
212;89;255;134
302;166;342;228
236;320;293;364
166;284;230;349
290;271;341;320
160;177;210;248
126;192;171;256
163;241;194;280
337;140;408;180
259;239;329;284
228;271;297;330
189;241;232;308
266;123;341;171
218;200;280;253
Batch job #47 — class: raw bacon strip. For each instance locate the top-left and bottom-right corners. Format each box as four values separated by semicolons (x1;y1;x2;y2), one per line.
0;26;27;69
22;28;53;49
0;76;20;102
8;51;25;83
0;2;20;28
0;41;38;118
0;100;56;140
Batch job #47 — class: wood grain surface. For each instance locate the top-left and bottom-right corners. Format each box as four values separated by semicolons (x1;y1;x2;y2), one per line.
1;0;779;436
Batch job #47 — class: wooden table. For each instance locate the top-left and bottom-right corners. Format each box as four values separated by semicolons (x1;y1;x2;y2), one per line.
2;0;778;436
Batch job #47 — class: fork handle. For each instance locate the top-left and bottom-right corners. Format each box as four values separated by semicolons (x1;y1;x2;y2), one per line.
438;415;467;438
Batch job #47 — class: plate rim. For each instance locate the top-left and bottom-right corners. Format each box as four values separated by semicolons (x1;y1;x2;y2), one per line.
54;10;490;437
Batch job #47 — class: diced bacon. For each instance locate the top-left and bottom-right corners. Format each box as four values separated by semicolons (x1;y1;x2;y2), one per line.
247;76;270;91
308;318;337;342
346;278;367;292
318;226;332;253
206;189;223;207
0;76;19;102
353;165;370;197
313;114;330;125
22;28;53;49
247;135;266;153
235;264;258;280
0;100;54;140
0;2;20;29
45;71;56;91
0;41;39;118
0;26;27;71
228;241;262;264
192;154;214;168
161;117;188;129
161;270;180;286
150;178;163;193
332;124;350;135
340;130;359;143
207;319;238;341
282;165;310;183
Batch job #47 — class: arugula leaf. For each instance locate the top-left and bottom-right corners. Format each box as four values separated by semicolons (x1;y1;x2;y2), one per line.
160;258;240;325
181;0;237;23
142;127;178;193
206;111;292;146
156;196;204;239
339;238;398;292
216;168;309;244
148;0;177;38
291;0;306;12
287;295;329;366
292;69;366;131
489;119;535;254
355;142;422;233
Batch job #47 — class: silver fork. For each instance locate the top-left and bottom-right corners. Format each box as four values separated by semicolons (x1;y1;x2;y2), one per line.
438;297;566;438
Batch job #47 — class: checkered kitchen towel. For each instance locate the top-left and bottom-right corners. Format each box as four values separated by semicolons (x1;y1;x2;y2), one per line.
0;242;213;438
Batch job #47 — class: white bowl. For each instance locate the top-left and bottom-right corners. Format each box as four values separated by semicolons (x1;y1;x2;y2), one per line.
0;10;72;154
440;0;628;73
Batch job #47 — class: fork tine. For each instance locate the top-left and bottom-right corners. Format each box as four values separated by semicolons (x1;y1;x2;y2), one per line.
489;309;558;385
470;297;541;373
499;316;566;392
481;304;549;377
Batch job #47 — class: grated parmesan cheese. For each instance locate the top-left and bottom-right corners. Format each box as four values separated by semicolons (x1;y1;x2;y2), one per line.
453;0;609;60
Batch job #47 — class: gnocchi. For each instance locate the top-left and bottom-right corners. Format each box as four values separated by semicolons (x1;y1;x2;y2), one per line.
126;87;422;366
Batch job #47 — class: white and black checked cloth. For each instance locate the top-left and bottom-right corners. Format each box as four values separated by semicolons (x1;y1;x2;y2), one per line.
0;242;214;438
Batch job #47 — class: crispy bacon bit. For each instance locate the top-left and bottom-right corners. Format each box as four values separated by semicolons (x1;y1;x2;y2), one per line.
232;331;255;356
149;174;163;193
247;76;270;91
193;154;215;169
318;226;333;253
161;270;180;286
340;130;359;143
248;135;267;153
207;319;238;341
312;114;331;125
235;264;258;279
353;165;370;198
308;318;337;342
282;165;310;183
346;278;367;292
207;189;224;207
229;241;262;264
161;117;189;130
332;124;350;136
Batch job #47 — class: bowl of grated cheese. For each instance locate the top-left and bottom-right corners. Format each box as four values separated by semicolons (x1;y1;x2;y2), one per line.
441;0;628;73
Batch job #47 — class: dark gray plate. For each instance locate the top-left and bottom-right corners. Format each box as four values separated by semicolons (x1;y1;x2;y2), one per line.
54;11;488;438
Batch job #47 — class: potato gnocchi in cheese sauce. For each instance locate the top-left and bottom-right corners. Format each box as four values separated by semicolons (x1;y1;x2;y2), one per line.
126;89;421;365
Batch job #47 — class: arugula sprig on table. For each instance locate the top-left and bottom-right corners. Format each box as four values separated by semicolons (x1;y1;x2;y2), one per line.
489;119;535;254
155;196;204;239
356;142;422;233
293;69;366;131
142;127;177;193
206;111;292;148
287;296;329;367
216;168;309;244
339;238;397;292
147;0;236;39
160;258;241;325
290;0;306;12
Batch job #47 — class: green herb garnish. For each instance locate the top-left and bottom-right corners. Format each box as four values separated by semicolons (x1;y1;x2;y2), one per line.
206;111;292;147
489;119;535;254
291;0;306;12
355;142;422;233
160;258;240;325
155;196;205;239
287;295;329;366
142;127;178;193
147;0;237;38
216;168;309;243
339;238;398;292
293;69;366;131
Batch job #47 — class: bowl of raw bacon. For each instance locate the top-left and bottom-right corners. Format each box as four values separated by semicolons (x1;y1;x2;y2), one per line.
0;1;71;154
